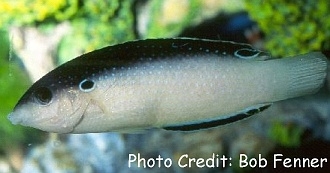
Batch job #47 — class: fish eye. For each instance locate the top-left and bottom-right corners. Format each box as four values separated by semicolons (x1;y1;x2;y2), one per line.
79;79;95;92
34;87;53;105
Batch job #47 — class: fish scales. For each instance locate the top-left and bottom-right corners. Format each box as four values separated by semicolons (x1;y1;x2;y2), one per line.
8;38;327;133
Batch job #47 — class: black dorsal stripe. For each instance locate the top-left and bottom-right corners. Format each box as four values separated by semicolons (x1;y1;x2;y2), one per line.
164;104;271;131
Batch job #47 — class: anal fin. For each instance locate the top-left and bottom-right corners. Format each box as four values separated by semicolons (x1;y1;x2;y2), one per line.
164;104;271;131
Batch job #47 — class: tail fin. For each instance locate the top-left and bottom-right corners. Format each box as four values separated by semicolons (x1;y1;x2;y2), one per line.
283;52;327;99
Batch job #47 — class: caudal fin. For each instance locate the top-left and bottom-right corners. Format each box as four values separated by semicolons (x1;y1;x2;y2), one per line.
284;52;327;99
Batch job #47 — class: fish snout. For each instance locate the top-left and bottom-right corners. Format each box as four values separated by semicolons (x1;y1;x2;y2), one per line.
8;112;23;125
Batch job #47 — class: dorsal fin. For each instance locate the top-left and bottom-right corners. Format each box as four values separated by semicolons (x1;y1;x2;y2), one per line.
164;104;271;131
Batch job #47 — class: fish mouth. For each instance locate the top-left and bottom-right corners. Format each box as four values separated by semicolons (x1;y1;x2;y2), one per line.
8;107;51;129
7;112;22;125
7;109;38;127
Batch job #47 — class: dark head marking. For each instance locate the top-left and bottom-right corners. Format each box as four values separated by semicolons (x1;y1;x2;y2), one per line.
79;79;95;92
234;48;261;59
34;87;53;105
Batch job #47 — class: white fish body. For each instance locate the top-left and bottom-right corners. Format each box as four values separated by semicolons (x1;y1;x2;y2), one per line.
8;38;327;133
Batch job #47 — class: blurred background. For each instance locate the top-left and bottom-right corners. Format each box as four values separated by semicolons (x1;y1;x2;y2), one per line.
0;0;329;172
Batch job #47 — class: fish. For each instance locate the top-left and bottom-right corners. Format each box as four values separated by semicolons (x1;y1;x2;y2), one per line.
8;38;328;133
